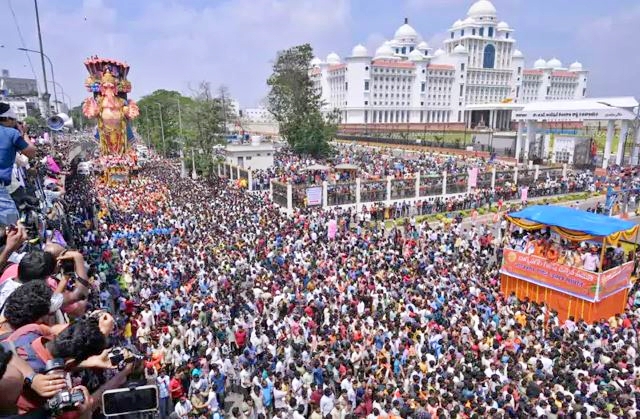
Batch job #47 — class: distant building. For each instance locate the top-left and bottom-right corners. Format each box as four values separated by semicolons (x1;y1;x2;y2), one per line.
0;69;38;97
241;107;275;123
5;98;39;120
225;136;275;170
311;0;588;130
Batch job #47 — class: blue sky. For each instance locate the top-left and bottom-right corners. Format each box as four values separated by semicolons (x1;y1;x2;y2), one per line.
1;0;639;108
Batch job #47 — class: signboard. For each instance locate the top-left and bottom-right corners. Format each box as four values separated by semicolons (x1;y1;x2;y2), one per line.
306;187;323;206
501;249;599;301
598;261;634;299
501;249;633;302
512;108;637;121
467;167;478;188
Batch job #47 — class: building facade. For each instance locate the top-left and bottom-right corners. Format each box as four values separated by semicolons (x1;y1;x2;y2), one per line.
311;0;588;130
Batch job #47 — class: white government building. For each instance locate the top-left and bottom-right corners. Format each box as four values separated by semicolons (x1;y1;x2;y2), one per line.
310;0;588;130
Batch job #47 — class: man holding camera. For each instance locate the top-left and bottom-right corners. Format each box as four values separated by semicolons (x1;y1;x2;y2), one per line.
0;103;36;226
2;317;106;417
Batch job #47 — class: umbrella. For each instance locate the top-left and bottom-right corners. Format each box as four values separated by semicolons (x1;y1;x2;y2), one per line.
303;164;330;171
334;163;359;170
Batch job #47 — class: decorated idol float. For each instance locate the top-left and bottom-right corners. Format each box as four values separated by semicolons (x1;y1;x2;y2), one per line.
82;57;140;184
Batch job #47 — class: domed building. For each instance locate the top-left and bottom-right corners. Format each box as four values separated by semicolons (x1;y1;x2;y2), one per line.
310;1;588;128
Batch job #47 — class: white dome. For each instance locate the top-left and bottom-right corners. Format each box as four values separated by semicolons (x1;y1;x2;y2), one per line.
326;52;341;64
433;48;445;57
453;44;468;54
408;49;424;61
569;61;583;71
533;58;547;69
394;22;419;40
547;58;563;69
452;19;463;29
467;0;497;17
351;44;368;57
497;21;509;31
463;17;477;25
387;39;400;48
512;49;524;59
417;41;429;50
374;42;395;59
310;57;322;67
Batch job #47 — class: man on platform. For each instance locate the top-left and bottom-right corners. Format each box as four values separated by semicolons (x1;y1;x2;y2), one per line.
582;246;600;272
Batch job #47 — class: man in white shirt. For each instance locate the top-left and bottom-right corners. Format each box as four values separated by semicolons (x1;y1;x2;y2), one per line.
581;247;600;272
156;370;171;419
174;396;192;419
319;388;335;417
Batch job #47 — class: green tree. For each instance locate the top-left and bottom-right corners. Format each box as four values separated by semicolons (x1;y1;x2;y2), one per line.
136;90;196;156
68;104;91;131
25;107;46;130
267;43;339;158
135;85;234;174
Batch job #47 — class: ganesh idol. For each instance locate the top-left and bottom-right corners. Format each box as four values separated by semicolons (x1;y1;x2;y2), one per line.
83;67;139;156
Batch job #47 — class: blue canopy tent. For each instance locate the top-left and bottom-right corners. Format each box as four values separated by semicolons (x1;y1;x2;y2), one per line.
507;205;637;238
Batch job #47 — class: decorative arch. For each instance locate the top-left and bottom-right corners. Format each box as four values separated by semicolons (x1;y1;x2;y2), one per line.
483;44;496;69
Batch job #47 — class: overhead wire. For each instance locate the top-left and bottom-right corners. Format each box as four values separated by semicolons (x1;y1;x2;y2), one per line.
6;0;40;91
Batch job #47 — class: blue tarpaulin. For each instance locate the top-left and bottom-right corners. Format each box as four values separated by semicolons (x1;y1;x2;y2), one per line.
508;205;637;237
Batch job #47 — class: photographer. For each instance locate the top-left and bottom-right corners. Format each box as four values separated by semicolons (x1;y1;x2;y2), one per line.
0;281;67;338
0;103;36;226
5;317;106;415
0;249;60;310
46;246;92;318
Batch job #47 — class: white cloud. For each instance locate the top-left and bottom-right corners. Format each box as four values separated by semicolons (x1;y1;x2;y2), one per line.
573;4;640;97
2;0;352;107
404;0;467;11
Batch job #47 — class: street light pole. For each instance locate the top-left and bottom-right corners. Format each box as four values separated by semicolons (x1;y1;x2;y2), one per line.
154;103;166;157
48;81;69;111
177;97;187;178
18;47;58;114
33;0;50;116
191;148;197;179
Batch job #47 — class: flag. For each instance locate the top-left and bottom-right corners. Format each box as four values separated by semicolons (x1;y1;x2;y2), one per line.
468;167;478;188
46;155;61;174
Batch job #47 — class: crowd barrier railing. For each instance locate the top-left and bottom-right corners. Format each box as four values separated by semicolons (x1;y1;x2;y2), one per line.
214;162;571;213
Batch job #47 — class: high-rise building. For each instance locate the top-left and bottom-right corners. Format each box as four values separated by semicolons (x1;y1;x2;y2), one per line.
311;0;588;130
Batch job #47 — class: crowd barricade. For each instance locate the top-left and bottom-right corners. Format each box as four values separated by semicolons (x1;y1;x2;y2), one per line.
271;181;289;208
327;182;357;206
213;163;572;212
447;173;469;195
360;179;387;204
390;177;417;201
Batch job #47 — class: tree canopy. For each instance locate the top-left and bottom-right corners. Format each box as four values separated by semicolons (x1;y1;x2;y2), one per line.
135;84;236;174
267;43;339;158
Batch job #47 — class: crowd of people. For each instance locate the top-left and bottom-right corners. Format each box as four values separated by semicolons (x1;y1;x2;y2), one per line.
511;232;632;272
1;105;640;418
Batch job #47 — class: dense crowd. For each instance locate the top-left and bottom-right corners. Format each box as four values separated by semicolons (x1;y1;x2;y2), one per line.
1;109;640;418
34;159;640;418
252;146;510;188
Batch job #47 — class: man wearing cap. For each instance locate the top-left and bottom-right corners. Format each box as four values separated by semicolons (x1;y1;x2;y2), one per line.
0;103;36;225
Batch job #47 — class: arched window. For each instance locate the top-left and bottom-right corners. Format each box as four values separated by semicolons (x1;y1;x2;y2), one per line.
483;44;495;69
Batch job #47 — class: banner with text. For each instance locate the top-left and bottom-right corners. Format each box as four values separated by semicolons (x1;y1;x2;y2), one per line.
501;248;599;301
598;261;634;300
306;187;323;206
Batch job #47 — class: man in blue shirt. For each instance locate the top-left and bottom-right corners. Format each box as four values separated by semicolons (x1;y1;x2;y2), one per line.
0;103;36;225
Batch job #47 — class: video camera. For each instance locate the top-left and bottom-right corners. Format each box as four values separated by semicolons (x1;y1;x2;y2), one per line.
108;346;144;371
44;358;85;412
